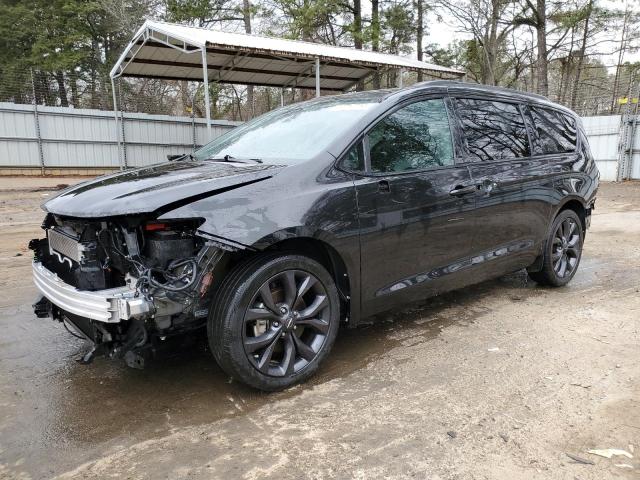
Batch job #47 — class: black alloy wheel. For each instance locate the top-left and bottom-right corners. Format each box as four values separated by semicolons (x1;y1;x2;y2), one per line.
528;209;584;287
550;217;580;279
243;270;331;377
209;253;340;391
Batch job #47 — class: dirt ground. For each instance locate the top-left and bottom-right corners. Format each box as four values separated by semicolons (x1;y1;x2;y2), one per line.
0;176;638;480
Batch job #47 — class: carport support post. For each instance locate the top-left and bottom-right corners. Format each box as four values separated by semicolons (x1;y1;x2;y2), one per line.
398;68;404;88
111;77;122;171
202;47;212;139
30;69;45;176
315;57;320;98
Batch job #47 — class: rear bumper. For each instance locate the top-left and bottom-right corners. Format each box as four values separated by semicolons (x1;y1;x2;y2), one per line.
32;261;152;323
586;200;595;229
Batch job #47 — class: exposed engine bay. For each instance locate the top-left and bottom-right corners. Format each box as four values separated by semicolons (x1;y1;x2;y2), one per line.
30;213;226;368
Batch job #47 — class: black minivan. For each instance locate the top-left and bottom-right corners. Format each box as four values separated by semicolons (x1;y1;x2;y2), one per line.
32;81;598;390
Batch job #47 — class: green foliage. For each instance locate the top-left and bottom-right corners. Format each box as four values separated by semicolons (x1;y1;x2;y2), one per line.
0;0;637;115
0;0;155;105
263;0;344;42
30;0;100;71
424;41;467;69
380;2;414;55
165;0;244;26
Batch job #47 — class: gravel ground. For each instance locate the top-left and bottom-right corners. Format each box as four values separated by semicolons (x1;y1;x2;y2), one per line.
0;176;638;480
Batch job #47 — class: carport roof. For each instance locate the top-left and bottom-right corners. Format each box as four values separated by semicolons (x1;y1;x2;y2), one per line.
110;20;464;92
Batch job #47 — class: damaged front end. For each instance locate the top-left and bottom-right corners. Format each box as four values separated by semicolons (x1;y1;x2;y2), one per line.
30;214;227;368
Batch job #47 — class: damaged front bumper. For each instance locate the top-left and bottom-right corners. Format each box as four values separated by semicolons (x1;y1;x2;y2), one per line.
32;261;152;323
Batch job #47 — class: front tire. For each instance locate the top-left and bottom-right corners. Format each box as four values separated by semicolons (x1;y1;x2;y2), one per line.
208;253;340;391
528;209;584;287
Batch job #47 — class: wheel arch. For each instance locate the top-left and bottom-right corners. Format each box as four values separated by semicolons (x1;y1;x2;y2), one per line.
530;197;587;274
262;236;353;323
210;228;357;324
555;197;587;233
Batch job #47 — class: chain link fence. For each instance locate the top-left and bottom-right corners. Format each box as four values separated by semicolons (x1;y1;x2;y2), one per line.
0;66;638;178
0;66;638;120
0;70;347;122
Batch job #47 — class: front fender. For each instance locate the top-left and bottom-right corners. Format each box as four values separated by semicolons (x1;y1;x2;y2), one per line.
158;168;362;320
159;173;358;245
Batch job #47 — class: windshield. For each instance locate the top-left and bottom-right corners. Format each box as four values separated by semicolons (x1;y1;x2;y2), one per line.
194;96;380;163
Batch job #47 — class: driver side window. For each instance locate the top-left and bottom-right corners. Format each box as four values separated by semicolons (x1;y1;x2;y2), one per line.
368;98;454;173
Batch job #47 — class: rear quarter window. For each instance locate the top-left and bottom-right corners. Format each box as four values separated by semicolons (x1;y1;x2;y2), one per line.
529;106;577;154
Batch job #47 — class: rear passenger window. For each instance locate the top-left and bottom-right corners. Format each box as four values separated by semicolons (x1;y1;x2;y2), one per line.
530;107;577;154
454;99;530;161
367;98;454;173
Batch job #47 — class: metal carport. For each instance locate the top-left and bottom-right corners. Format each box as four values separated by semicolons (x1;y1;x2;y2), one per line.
109;20;464;167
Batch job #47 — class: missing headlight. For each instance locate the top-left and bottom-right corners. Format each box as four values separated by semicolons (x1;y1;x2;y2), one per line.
144;230;196;269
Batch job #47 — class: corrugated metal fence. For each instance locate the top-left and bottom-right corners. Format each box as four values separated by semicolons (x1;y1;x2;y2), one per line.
0;102;239;171
0;101;637;181
581;114;640;181
581;115;622;181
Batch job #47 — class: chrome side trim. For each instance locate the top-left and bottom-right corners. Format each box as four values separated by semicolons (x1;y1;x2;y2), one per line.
375;239;535;297
32;261;152;323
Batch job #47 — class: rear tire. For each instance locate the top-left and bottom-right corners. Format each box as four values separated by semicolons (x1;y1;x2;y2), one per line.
208;252;340;391
528;209;584;287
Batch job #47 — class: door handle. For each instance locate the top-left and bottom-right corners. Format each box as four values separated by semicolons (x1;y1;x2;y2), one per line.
481;179;498;196
449;184;477;197
378;180;390;193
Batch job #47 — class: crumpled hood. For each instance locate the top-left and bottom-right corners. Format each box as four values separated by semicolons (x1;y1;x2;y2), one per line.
43;160;284;218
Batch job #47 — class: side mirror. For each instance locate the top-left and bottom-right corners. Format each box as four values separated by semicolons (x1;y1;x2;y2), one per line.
167;154;185;161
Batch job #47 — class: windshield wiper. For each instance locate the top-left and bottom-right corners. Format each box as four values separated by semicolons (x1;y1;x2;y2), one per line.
167;153;195;162
204;154;263;164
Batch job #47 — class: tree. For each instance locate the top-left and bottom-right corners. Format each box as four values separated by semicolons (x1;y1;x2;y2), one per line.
165;0;243;27
0;0;39;103
424;41;465;69
415;0;425;81
370;0;381;88
439;0;522;85
242;0;255;118
0;0;155;107
382;1;415;86
512;0;597;97
346;0;363;48
264;0;343;43
0;0;635;119
610;2;640;112
534;0;549;96
340;0;364;88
